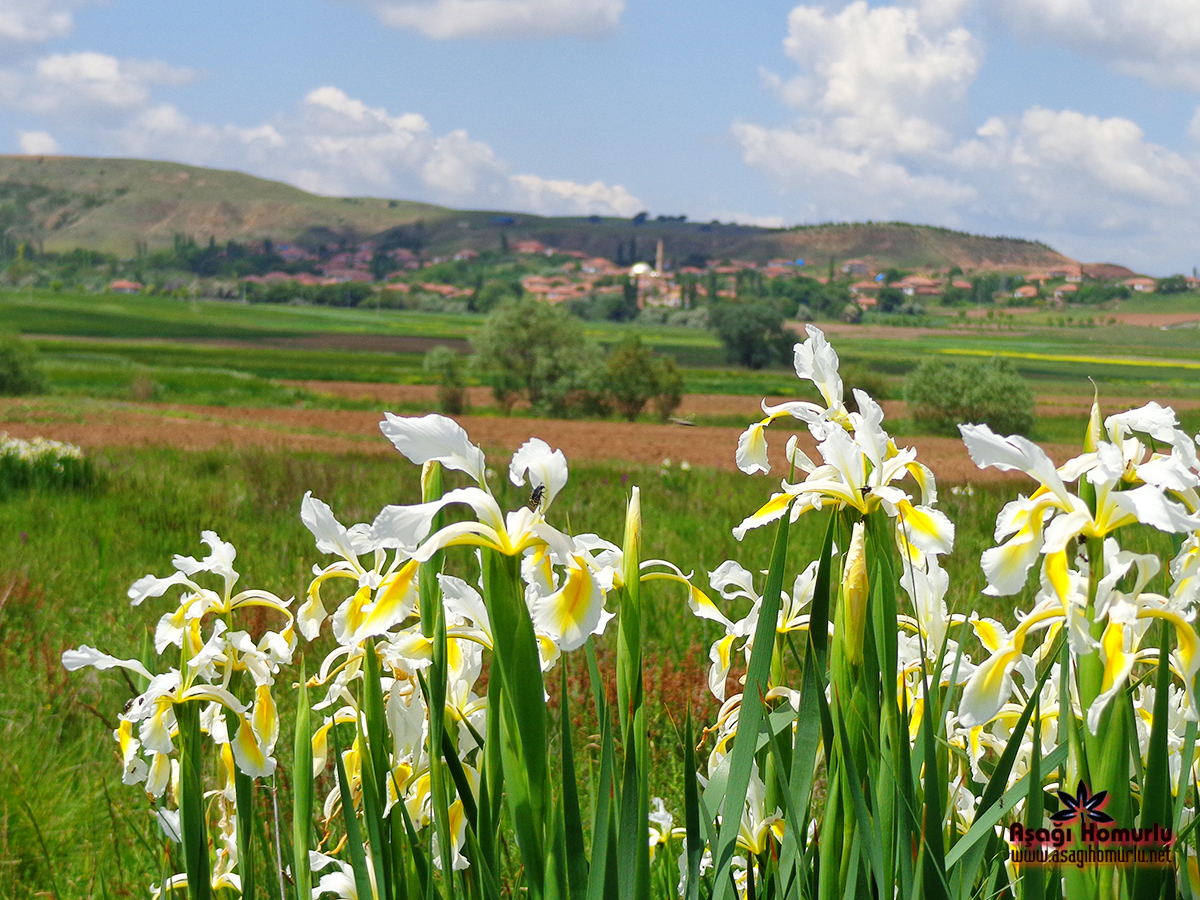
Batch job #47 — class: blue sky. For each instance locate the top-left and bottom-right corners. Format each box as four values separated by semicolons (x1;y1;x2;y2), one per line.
2;0;1200;274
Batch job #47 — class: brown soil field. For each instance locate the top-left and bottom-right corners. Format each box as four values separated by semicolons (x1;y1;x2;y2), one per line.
0;395;1079;484
282;381;1200;420
1108;312;1200;327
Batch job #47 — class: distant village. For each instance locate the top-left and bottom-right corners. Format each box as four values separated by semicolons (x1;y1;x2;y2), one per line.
103;235;1186;310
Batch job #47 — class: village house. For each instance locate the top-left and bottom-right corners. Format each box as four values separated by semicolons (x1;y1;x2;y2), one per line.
276;244;317;263
581;257;618;274
1124;276;1157;293
388;248;420;268
892;275;941;296
512;240;547;254
1046;265;1083;283
849;280;882;296
323;268;374;283
419;282;473;298
109;279;143;294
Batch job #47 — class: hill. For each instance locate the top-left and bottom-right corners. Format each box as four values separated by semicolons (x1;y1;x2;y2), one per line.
0;155;1076;271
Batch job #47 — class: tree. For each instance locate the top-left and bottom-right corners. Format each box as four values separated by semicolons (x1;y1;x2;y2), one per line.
877;286;905;312
470;298;605;417
708;302;793;369
423;345;468;415
649;355;683;421
1156;274;1189;294
472;277;522;313
904;356;1034;436
0;334;47;395
605;338;661;421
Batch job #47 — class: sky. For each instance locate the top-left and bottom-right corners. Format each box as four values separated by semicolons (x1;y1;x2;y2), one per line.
2;0;1200;274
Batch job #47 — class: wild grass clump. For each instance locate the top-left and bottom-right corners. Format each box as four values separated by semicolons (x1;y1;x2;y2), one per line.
0;433;95;497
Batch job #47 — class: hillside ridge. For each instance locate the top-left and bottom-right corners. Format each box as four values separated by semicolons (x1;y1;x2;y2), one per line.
0;155;1077;271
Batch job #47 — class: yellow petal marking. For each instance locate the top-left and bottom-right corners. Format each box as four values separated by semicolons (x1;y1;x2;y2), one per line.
1044;549;1071;606
358;558;420;637
1099;621;1129;694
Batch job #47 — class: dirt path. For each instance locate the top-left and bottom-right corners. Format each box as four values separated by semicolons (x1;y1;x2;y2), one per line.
0;396;1078;484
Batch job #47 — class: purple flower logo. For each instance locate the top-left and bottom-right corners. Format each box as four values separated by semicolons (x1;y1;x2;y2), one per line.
1050;781;1113;826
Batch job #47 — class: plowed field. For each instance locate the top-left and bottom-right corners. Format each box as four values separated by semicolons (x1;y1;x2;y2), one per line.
0;392;1081;483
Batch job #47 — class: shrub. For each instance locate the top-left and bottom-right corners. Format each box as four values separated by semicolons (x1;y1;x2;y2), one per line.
0;334;47;395
423;345;468;415
839;301;863;323
649;355;683;421
708;301;792;369
605;337;659;420
604;338;685;421
471;298;607;417
877;286;905;312
904;355;1035;435
634;306;709;328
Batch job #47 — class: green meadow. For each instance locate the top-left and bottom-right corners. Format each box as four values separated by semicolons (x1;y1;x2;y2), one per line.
3;288;1199;412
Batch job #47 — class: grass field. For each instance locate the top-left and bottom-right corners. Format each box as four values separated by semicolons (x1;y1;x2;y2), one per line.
3;288;1199;412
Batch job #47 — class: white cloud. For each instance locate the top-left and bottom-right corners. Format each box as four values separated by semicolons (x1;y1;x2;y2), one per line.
0;52;195;116
950;107;1198;233
733;0;1200;272
117;104;284;162
367;0;623;39
509;174;642;216
710;211;787;229
736;2;981;222
17;129;58;153
0;0;91;43
291;87;504;196
732;120;977;222
96;86;642;217
773;1;981;156
993;0;1200;90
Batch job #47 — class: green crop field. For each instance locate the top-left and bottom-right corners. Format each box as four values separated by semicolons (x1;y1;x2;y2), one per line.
3;288;1199;407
